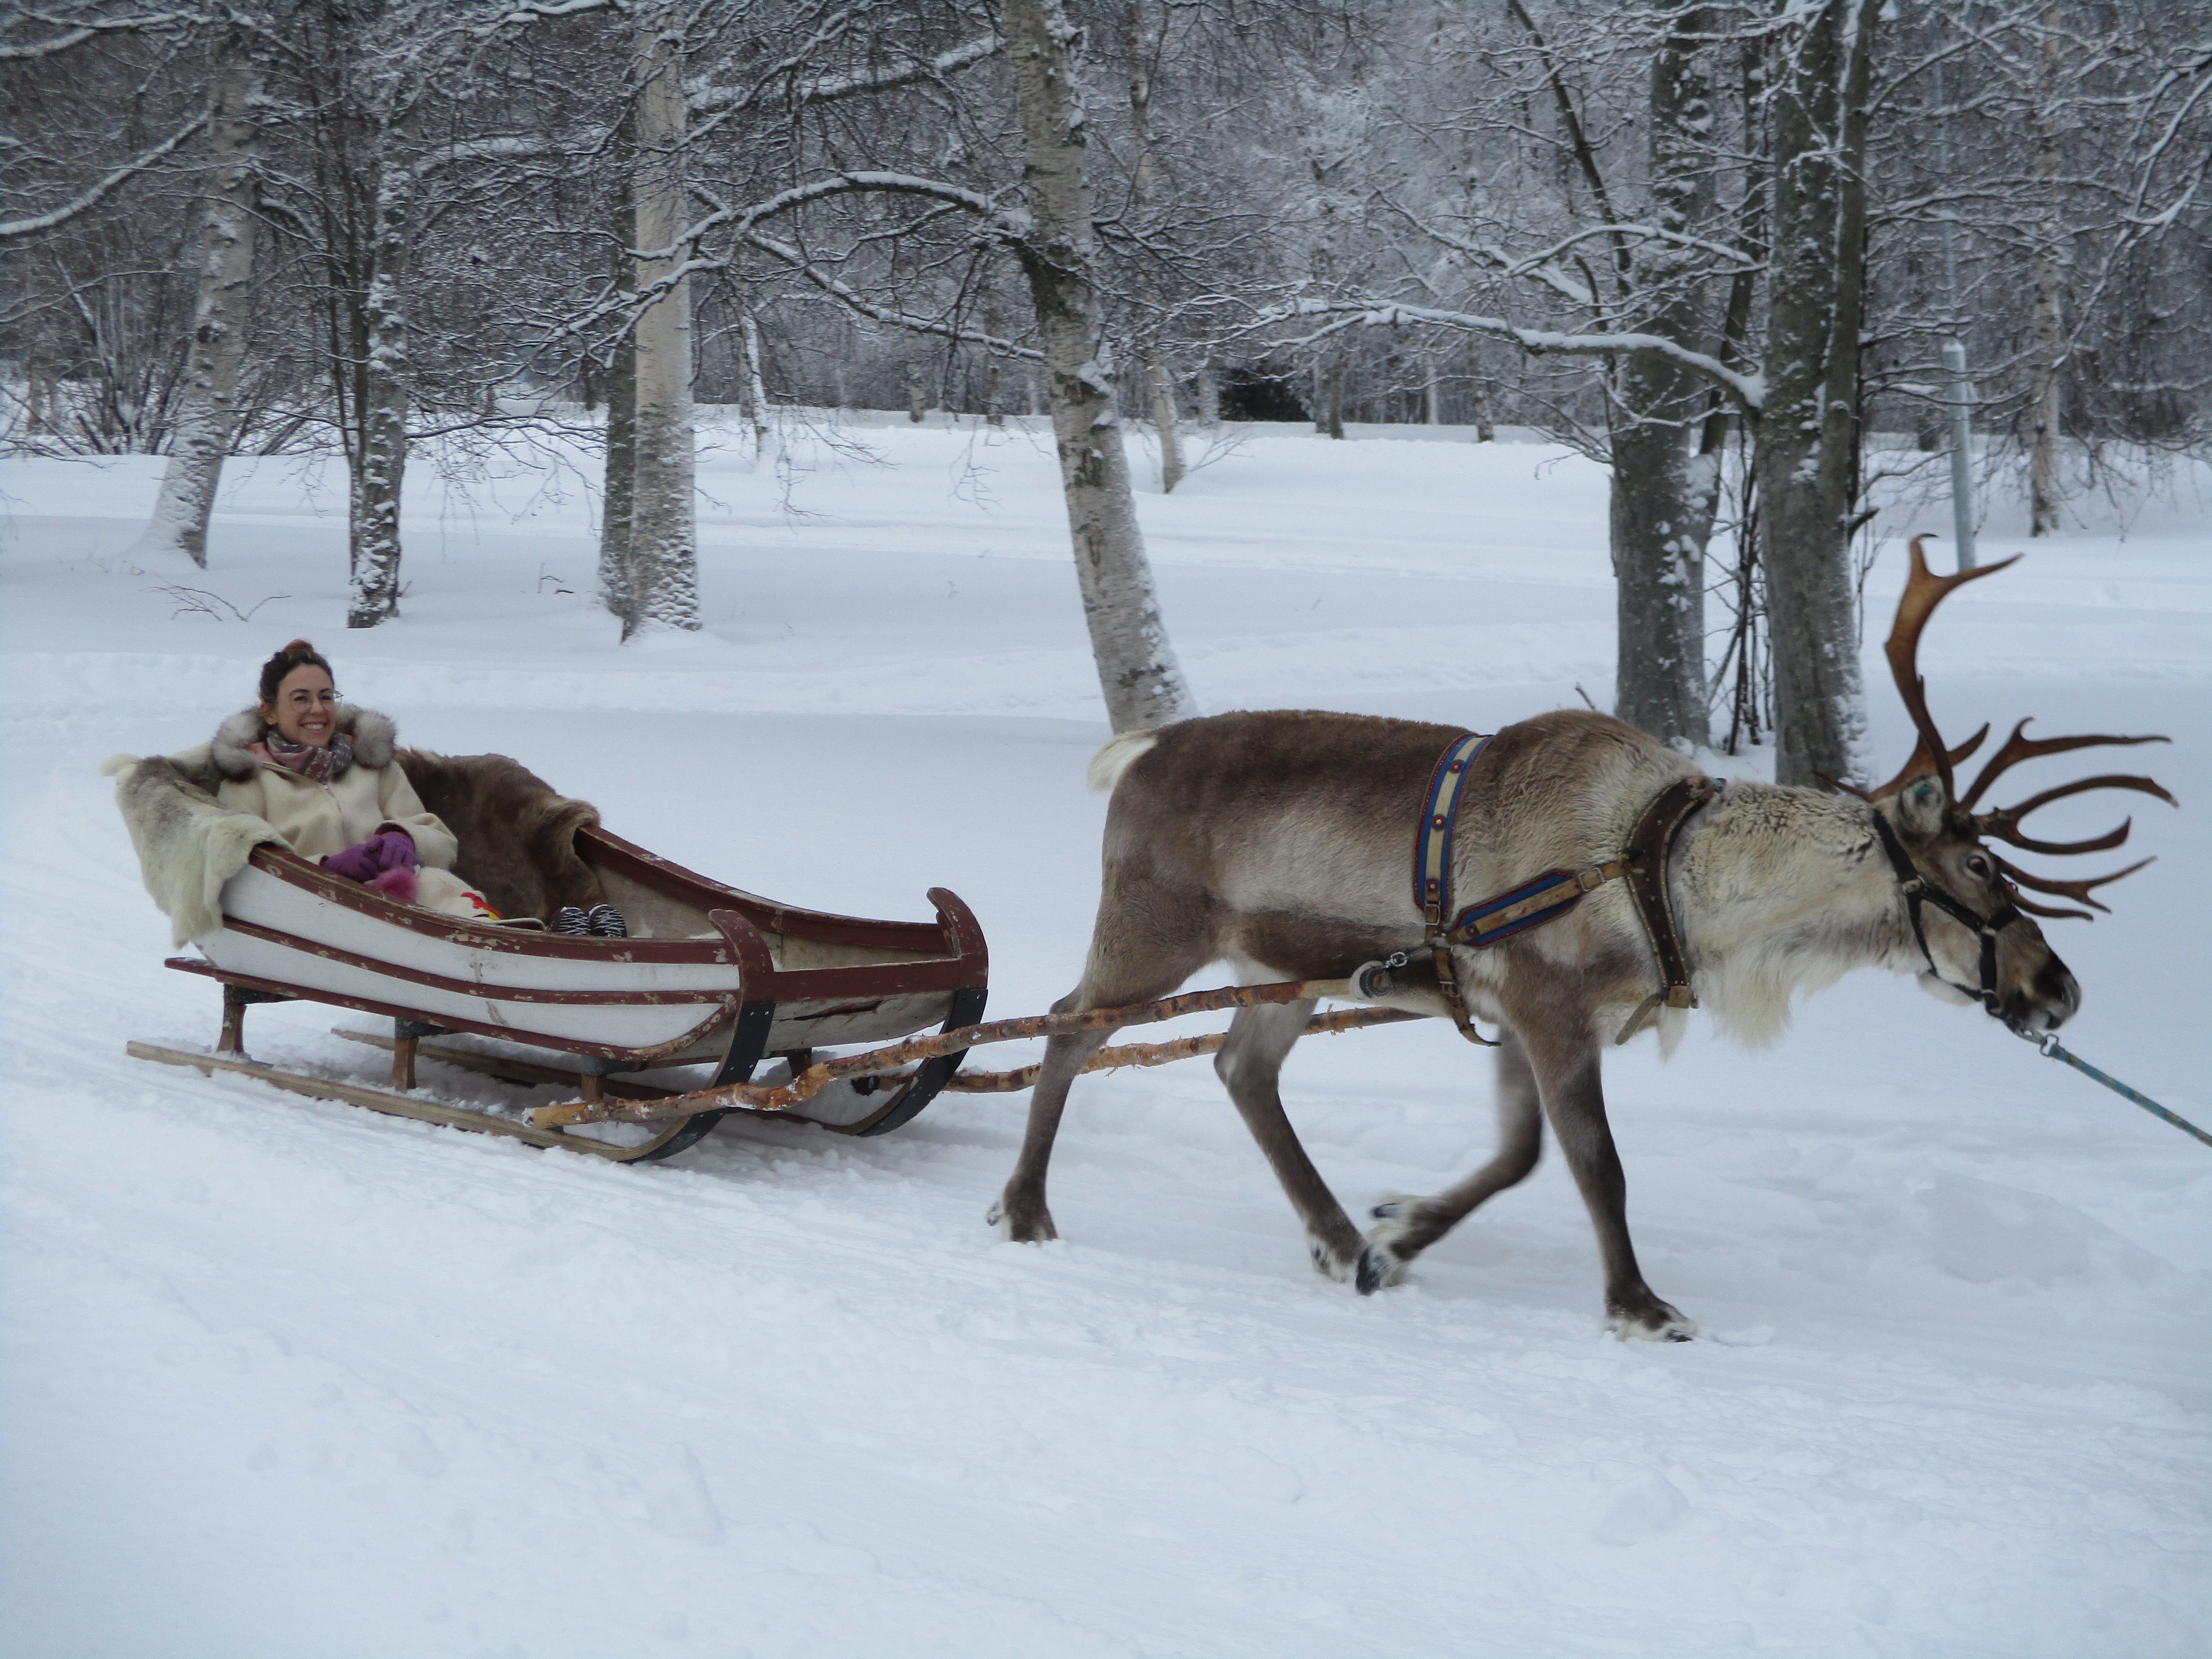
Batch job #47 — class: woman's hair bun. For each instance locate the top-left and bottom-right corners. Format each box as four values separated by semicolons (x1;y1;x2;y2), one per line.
258;637;334;707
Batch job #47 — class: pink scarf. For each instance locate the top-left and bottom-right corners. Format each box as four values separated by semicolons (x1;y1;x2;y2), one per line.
249;730;356;785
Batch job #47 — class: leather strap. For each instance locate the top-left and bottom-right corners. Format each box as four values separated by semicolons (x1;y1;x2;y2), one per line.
1870;808;2024;1020
1614;776;1720;1042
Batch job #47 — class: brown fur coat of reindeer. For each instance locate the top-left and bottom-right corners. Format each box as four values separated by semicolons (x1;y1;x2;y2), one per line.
990;540;2171;1338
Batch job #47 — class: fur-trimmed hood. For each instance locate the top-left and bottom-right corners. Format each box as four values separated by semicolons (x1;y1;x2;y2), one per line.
211;705;398;779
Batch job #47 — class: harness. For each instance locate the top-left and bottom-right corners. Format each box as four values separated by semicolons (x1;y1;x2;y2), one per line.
1869;808;2024;1022
1392;732;1719;1045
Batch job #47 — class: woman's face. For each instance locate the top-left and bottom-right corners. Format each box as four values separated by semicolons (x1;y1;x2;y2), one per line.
266;664;339;747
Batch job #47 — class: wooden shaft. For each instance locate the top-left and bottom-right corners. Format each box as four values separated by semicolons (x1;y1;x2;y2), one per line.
528;978;1387;1128
943;1005;1424;1092
391;1034;418;1091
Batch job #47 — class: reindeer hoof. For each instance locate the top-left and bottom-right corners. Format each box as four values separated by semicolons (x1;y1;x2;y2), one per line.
1308;1235;1352;1282
1607;1302;1698;1343
1355;1243;1408;1296
988;1196;1057;1243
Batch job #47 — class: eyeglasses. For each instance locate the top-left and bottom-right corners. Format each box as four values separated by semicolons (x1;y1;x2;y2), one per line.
283;688;343;708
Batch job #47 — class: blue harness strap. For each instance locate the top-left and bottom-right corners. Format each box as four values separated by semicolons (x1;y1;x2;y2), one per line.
1413;734;1490;931
1452;867;1600;945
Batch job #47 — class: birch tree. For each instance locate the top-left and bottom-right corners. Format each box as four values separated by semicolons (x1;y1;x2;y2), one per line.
1003;0;1194;730
620;13;700;640
346;92;416;628
137;20;262;568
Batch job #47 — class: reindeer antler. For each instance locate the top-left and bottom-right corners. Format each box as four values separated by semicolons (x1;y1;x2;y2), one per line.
1994;856;2156;920
1868;536;2018;801
1866;535;2174;920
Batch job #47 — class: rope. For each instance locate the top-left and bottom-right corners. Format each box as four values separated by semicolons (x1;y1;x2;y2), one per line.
2010;1024;2212;1149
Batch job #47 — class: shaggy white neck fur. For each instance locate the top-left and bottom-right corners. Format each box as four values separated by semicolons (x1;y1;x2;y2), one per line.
1673;783;1920;1048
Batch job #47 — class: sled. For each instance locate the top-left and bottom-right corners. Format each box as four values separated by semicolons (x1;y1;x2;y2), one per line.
128;825;990;1162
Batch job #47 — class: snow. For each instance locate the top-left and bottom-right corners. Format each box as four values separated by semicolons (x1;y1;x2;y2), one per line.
3;413;2208;1656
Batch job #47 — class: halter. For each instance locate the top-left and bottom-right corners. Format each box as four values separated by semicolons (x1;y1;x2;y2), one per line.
1869;809;2024;1022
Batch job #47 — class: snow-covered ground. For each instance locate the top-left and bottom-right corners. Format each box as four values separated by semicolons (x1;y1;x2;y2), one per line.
3;415;2207;1657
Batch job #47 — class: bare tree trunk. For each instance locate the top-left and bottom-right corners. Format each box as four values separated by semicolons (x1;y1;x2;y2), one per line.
347;106;413;628
1611;9;1720;751
906;348;927;422
2028;6;2063;535
1196;361;1218;428
1126;3;1183;494
738;305;771;462
140;27;259;568
1149;358;1184;492
1753;0;1877;787
1003;0;1196;732
624;15;701;640
599;143;636;619
1424;351;1443;425
1322;355;1346;438
984;295;1005;427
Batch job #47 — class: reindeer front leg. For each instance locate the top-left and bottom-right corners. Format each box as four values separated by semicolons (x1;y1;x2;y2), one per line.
1517;1018;1696;1342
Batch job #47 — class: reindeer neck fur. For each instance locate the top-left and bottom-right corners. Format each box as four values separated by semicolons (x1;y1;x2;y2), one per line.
1675;782;1920;1047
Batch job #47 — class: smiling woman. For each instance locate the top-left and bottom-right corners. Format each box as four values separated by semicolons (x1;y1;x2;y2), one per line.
211;639;495;921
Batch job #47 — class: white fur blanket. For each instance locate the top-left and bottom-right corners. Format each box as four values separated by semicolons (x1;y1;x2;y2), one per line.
103;747;284;947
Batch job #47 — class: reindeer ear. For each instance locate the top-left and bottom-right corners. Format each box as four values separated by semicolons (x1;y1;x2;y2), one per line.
1892;775;1948;840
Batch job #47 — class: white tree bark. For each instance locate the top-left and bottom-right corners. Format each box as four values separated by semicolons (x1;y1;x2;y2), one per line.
140;27;259;568
1003;0;1196;732
347;104;413;628
624;15;701;641
738;306;772;462
599;166;638;620
1127;2;1182;494
1754;0;1878;787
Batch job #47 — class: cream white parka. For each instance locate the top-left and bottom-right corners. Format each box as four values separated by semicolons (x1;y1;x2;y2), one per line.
210;706;459;869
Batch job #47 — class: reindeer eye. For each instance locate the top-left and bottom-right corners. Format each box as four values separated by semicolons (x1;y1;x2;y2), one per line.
1965;854;1993;880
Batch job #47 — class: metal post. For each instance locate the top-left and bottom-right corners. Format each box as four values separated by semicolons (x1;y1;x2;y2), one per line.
1932;54;1978;571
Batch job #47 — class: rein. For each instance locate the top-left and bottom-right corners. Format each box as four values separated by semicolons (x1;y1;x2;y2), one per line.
1871;809;2212;1150
1399;733;1717;1045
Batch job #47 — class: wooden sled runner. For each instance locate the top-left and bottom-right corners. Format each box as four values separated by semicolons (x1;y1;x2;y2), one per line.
131;825;989;1162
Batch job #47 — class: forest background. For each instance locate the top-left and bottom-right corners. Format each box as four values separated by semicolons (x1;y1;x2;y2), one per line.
4;0;2207;784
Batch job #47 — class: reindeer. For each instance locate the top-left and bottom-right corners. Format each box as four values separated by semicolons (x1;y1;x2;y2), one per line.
988;539;2171;1338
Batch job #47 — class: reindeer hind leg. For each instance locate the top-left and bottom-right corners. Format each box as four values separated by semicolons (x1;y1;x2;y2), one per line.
989;887;1215;1245
1367;1028;1546;1283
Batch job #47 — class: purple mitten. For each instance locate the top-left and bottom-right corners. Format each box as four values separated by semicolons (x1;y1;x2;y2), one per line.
325;830;416;883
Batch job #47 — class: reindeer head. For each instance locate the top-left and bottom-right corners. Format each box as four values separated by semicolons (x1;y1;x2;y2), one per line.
1858;536;2173;1032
